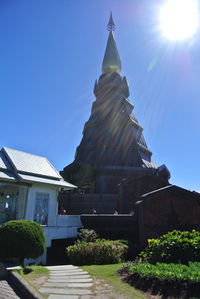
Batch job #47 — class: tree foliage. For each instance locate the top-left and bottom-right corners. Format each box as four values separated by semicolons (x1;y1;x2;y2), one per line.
0;220;46;264
77;229;98;242
140;230;200;264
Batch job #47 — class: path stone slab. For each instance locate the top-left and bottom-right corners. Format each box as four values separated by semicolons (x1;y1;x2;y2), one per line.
46;265;79;271
44;282;93;288
47;278;92;283
48;295;79;299
40;287;92;295
48;275;91;280
50;270;87;274
50;271;88;276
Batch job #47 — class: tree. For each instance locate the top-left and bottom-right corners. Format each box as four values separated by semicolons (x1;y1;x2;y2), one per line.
0;220;46;265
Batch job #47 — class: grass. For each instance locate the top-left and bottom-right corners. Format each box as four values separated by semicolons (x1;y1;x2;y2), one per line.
17;265;49;277
127;262;200;282
81;263;146;299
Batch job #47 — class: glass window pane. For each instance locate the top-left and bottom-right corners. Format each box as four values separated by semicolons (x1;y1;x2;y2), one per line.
0;183;28;224
34;192;49;225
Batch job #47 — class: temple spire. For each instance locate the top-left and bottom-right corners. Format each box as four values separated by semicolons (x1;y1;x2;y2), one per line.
107;12;115;31
102;13;121;74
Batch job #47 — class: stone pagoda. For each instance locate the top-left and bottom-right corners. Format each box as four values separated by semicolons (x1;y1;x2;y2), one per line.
61;14;170;210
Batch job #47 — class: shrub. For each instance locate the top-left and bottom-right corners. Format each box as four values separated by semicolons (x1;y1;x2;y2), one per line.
78;229;98;242
126;262;200;283
140;230;200;264
66;239;128;265
0;220;46;264
115;239;129;246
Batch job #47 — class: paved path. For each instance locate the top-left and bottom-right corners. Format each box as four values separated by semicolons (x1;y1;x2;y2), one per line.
0;279;20;299
39;265;94;299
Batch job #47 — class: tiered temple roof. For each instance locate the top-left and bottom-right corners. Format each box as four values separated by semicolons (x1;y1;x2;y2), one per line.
62;14;170;193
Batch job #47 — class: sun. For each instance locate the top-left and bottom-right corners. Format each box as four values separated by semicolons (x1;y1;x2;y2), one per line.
159;0;199;41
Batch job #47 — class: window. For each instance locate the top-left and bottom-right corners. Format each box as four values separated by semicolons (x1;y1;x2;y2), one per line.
0;183;28;224
34;192;49;225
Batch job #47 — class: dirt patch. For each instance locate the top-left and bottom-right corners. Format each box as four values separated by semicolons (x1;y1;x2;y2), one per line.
27;275;48;289
25;275;49;298
81;277;140;299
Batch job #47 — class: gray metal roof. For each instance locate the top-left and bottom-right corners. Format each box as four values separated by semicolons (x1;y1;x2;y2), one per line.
0;147;76;190
0;171;17;181
3;147;61;179
18;173;76;189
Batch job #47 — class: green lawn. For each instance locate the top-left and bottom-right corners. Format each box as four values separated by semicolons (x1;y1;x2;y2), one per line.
81;263;146;299
18;265;49;277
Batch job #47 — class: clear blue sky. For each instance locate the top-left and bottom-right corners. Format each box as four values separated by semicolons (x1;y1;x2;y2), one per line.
0;0;199;191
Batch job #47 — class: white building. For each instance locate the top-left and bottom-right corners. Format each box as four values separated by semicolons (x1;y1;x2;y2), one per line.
0;147;82;264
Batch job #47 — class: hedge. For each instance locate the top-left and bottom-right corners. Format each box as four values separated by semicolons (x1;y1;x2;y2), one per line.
66;239;128;265
0;220;46;264
139;230;200;264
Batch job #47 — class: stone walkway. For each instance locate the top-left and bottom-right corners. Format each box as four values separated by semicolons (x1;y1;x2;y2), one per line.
39;265;94;299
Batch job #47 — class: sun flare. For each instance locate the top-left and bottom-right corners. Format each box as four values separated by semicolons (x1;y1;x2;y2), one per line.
159;0;199;41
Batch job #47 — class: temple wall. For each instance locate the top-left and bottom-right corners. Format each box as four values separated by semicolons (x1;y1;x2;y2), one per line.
59;193;119;215
136;188;200;249
81;214;138;241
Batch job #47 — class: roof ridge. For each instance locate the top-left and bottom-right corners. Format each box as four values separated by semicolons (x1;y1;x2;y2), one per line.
141;185;173;197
